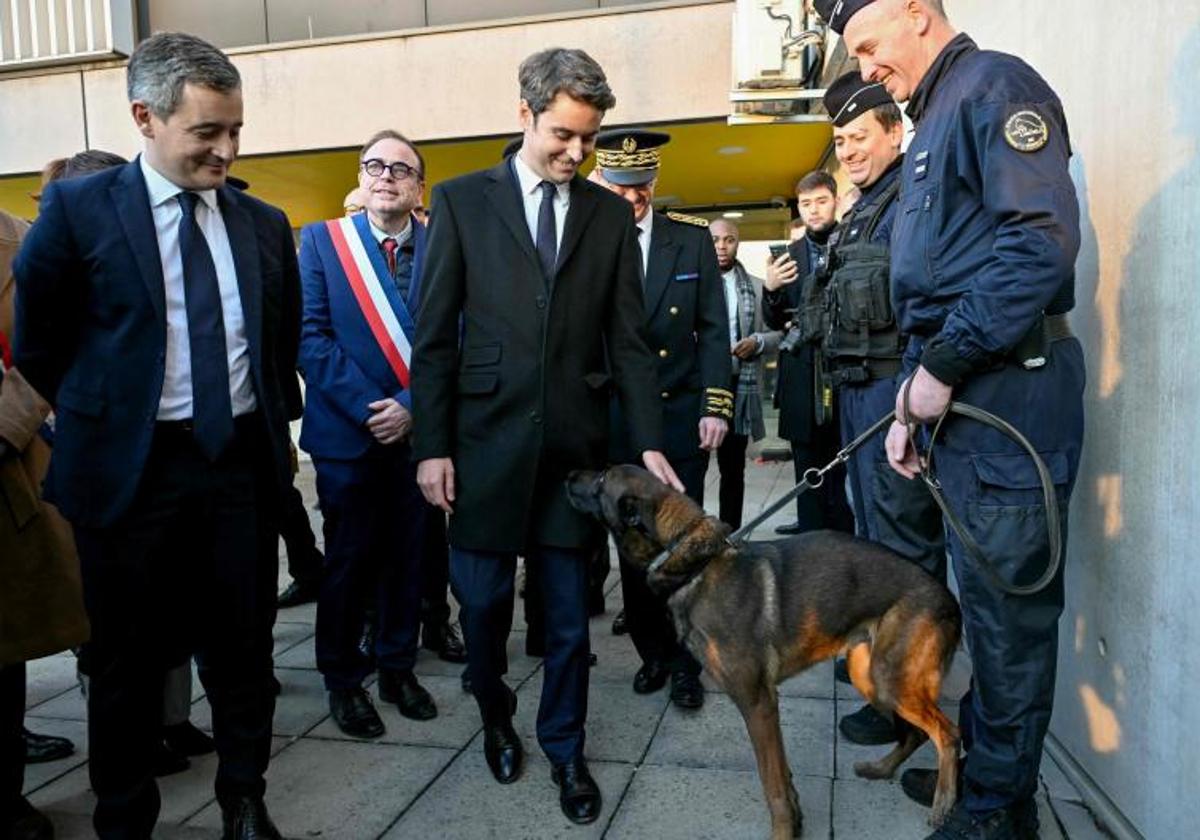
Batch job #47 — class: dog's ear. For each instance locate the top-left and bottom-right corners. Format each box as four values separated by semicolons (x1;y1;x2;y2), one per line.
618;495;643;529
673;515;731;561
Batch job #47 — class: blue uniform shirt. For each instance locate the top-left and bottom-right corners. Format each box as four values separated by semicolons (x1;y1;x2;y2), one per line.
891;34;1080;385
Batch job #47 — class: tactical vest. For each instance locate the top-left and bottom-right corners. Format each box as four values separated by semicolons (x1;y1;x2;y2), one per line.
799;179;903;380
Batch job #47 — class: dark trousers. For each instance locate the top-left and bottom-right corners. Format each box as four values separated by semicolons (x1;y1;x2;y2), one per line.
313;445;426;690
715;432;750;528
920;339;1085;812
280;481;322;586
618;454;706;676
789;428;855;533
0;663;24;823
838;377;945;579
420;506;451;628
73;420;278;840
451;545;590;766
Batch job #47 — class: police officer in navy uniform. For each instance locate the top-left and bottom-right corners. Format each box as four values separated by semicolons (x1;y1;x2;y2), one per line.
821;2;1086;838
591;129;731;711
812;71;948;747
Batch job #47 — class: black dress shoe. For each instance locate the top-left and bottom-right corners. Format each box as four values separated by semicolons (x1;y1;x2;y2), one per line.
163;721;215;756
900;758;966;808
329;686;385;738
670;671;705;709
838;703;897;745
378;670;438;721
483;721;523;784
276;578;320;609
218;795;282;840
923;799;1038;840
834;657;852;685
774;521;804;536
611;609;628;635
153;740;191;777
4;797;53;840
22;727;75;764
525;634;546;658
422;621;467;664
632;661;668;694
552;758;602;825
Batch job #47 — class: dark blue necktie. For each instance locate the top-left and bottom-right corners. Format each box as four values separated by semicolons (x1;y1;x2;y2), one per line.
177;192;234;461
536;180;557;280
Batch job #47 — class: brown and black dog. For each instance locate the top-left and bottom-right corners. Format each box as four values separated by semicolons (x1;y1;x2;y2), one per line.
566;465;962;839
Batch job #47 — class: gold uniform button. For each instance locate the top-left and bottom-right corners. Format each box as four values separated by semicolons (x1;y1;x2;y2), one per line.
658;349;669;358
661;391;670;399
669;306;679;315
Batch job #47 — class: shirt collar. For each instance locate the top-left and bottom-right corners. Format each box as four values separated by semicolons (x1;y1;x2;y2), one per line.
906;33;977;123
367;214;413;247
513;151;571;201
139;154;218;212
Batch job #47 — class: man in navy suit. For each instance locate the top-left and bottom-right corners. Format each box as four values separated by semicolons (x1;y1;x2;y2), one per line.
13;33;299;840
297;130;438;738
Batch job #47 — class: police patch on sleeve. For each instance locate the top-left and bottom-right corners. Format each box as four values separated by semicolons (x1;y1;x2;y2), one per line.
1004;110;1050;152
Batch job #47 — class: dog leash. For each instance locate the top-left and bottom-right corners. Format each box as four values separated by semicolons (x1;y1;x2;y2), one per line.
729;398;1062;598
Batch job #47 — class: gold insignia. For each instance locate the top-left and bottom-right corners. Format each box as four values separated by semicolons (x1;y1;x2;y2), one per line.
666;211;709;228
622;136;638;153
1004;110;1049;152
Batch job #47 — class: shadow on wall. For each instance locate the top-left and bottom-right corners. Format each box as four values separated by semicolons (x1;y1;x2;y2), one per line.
1061;21;1200;839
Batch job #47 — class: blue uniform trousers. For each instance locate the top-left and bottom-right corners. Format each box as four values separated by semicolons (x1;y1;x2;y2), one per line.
838;376;946;579
451;544;591;766
911;337;1085;812
313;445;426;690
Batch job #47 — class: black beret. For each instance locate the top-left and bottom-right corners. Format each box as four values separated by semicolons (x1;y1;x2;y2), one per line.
823;71;894;127
594;128;671;186
813;0;877;35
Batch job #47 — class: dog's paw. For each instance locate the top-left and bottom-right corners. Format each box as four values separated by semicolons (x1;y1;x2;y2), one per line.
852;759;894;780
928;797;953;828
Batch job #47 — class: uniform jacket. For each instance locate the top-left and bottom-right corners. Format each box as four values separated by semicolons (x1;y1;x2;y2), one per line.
298;211;426;460
762;236;827;443
13;160;302;528
893;34;1079;385
610;212;730;465
1;210;88;664
411;159;662;552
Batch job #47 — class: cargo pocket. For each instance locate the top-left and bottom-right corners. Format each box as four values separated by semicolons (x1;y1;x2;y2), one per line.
964;451;1069;587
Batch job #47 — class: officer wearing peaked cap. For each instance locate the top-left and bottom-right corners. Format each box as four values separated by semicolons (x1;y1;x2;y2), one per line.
591;128;731;712
829;2;1086;838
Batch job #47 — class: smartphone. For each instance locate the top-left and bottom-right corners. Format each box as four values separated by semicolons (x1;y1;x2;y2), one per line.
768;243;789;261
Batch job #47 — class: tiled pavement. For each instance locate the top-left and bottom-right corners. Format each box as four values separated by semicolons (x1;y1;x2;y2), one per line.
22;455;1109;839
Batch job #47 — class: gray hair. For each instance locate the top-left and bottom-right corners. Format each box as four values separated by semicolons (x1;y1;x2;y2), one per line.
127;32;241;119
518;48;615;118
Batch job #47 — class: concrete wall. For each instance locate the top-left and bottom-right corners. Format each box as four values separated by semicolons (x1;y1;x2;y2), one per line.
947;3;1200;837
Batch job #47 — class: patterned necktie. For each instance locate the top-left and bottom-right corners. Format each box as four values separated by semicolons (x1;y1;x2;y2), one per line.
176;191;234;461
381;236;398;277
536;180;557;280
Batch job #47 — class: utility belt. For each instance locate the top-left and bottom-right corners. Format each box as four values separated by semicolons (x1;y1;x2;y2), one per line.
1008;312;1073;369
828;357;903;387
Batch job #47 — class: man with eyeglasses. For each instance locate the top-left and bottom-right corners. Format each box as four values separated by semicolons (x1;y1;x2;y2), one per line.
297;129;439;739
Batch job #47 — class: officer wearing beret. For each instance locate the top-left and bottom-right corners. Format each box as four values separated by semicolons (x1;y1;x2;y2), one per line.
819;2;1086;838
591;128;731;711
814;70;947;747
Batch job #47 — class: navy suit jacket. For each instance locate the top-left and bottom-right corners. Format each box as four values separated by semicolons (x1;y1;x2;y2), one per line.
13;160;302;528
297;212;426;460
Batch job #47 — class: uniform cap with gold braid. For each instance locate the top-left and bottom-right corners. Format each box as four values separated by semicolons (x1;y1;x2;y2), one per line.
704;387;735;420
594;128;671;186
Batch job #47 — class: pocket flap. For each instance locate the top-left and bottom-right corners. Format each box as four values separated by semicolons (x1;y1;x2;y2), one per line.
457;373;498;395
582;372;612;390
970;451;1068;489
55;388;104;418
461;343;501;367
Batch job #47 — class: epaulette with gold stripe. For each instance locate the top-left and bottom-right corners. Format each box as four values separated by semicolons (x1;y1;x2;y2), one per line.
704;387;734;419
666;211;709;228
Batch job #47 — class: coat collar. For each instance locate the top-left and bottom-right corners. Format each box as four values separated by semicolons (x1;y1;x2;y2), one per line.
642;211;679;318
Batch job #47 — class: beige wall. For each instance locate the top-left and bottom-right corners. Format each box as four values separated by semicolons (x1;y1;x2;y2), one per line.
0;2;734;174
946;3;1200;838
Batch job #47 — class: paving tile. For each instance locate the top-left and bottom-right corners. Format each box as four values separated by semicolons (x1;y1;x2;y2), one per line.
833;777;938;840
21;718;89;794
272;621;314;656
833;698;951;780
189;669;331;737
274;599;317;624
607;764;831;840
309;674;481;749
383;748;633;839
187;738;452;840
644;693;834;778
25;685;87;721
24;653;81;710
1050;797;1109;839
1040;752;1085;804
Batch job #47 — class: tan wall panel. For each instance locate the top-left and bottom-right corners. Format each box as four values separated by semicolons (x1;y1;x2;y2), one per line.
148;0;267;49
427;0;595;27
265;0;425;42
0;72;88;173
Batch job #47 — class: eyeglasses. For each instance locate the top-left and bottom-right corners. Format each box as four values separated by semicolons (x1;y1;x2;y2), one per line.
361;158;422;181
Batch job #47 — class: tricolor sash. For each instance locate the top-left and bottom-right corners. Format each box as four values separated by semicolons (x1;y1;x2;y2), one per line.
324;214;417;388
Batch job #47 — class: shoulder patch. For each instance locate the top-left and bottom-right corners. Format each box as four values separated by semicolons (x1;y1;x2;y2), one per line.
666;211;709;228
1004;110;1049;152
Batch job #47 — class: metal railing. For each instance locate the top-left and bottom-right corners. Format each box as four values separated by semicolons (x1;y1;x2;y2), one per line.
0;0;133;70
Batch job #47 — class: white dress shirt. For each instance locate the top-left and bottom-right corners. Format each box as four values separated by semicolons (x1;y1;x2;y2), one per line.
722;267;740;345
140;155;256;420
513;152;570;249
636;210;654;278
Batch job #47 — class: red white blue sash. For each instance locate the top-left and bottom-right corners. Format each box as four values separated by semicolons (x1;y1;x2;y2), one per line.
324;215;414;387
